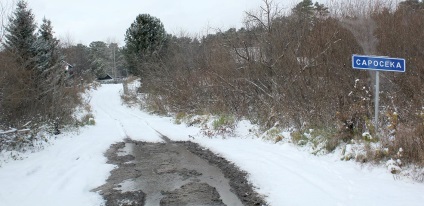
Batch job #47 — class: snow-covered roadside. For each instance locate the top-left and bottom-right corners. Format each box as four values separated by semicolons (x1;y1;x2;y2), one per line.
1;84;423;206
0;84;169;206
192;138;424;205
162;117;424;205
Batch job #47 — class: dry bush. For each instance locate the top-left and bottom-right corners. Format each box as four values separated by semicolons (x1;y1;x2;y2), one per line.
394;124;424;165
141;94;168;115
372;1;424;166
0;50;82;131
0;51;35;126
138;0;367;131
134;0;424;166
374;3;424;121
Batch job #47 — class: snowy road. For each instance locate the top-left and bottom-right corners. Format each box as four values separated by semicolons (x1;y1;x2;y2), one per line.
1;84;424;206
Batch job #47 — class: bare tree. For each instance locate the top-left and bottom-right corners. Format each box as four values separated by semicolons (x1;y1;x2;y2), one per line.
244;0;284;33
59;32;75;49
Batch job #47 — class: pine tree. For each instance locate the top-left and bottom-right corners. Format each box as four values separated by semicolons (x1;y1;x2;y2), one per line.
292;0;314;20
292;0;328;22
89;41;110;78
124;14;166;76
314;2;329;17
3;0;37;68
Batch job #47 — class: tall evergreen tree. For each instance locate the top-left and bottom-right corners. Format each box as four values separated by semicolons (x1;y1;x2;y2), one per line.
124;14;166;76
35;18;62;77
32;18;67;128
35;18;64;94
3;0;37;68
292;0;328;22
1;1;74;128
89;41;110;78
292;0;314;20
314;2;329;17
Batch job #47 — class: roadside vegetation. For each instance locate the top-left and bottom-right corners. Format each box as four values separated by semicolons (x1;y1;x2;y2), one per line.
0;1;98;160
121;0;424;181
0;0;130;155
1;0;423;181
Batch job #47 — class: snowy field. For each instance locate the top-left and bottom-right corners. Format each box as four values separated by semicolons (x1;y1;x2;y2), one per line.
0;84;423;206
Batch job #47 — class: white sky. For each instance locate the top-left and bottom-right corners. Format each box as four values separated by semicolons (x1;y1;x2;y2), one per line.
10;0;323;45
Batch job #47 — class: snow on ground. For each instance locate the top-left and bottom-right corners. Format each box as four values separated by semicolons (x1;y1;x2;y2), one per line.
193;138;424;206
1;84;424;206
0;84;167;206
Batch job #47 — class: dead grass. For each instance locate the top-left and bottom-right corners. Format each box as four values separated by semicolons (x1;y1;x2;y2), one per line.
394;124;424;166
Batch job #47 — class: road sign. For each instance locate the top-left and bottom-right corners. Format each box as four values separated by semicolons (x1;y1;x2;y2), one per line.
352;54;406;137
352;55;406;72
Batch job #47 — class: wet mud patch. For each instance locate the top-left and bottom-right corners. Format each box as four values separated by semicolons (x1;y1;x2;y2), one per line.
103;190;145;206
160;182;225;206
94;139;267;206
178;141;268;206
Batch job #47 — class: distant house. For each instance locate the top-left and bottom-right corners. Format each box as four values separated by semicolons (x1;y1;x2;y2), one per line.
97;74;113;81
98;74;113;81
63;61;74;76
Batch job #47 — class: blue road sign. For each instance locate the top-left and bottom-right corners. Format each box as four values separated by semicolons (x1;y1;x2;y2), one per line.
352;55;406;72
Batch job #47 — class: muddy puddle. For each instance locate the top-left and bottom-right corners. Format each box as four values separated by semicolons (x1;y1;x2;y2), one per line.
93;138;267;206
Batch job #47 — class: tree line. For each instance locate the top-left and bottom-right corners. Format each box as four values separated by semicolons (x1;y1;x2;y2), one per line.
0;1;75;132
0;1;126;132
124;0;424;165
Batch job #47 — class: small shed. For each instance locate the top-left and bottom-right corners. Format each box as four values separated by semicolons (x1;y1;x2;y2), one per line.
98;74;113;81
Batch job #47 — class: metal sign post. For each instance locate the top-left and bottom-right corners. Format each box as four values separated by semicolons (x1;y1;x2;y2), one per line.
352;55;405;136
375;71;379;134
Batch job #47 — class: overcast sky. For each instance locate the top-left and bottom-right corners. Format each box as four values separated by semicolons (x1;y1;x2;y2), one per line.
9;0;323;46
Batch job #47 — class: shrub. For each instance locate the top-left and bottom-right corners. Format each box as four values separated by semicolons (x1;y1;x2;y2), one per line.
121;93;139;106
262;127;284;143
80;114;95;126
275;135;283;143
142;94;168;115
394;124;424;166
291;131;308;146
174;112;186;124
212;115;235;130
325;137;340;152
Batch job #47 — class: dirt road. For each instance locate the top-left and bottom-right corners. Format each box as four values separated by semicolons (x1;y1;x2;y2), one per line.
93;135;267;206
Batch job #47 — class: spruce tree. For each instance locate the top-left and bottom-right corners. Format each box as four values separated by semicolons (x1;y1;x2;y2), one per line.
35;18;62;75
36;18;67;132
2;1;69;127
3;0;37;68
34;18;65;108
